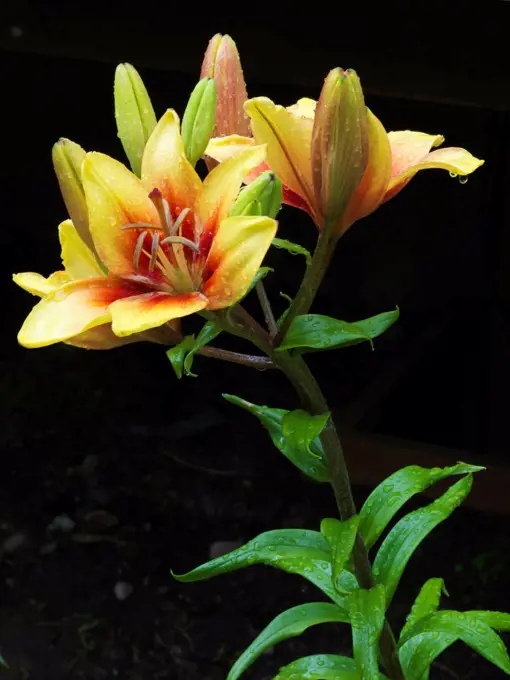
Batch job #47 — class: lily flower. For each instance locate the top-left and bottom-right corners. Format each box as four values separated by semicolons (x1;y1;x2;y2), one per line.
206;85;484;237
15;110;276;348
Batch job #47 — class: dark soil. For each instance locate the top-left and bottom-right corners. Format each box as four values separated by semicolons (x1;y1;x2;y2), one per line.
1;343;509;680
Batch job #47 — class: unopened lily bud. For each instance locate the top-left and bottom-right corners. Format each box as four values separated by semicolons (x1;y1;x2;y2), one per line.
114;63;157;176
52;138;93;251
230;171;282;219
181;78;217;167
201;33;250;139
311;68;369;235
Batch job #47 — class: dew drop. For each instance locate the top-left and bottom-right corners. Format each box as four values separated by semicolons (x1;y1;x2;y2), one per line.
449;171;458;178
458;175;468;185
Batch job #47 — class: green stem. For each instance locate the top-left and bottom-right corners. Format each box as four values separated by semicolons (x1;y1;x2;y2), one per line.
273;352;405;680
198;345;276;370
256;281;278;338
276;230;336;341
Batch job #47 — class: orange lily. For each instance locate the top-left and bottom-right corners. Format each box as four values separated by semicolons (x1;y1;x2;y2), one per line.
206;94;484;236
15;110;276;348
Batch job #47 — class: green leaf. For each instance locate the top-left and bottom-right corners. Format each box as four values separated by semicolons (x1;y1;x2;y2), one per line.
471;610;510;631
320;516;360;589
183;321;221;377
373;475;474;603
399;611;510;676
226;603;349;680
277;309;399;352
400;578;446;639
350;585;386;680
272;238;312;265
274;654;360;679
172;528;351;609
166;336;196;379
223;395;330;482
398;632;457;680
359;462;484;550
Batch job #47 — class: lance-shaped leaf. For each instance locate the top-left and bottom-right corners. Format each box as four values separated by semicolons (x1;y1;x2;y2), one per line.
320;516;360;590
350;585;386;680
398;631;457;680
223;395;330;482
274;654;388;679
400;578;447;640
271;238;312;265
373;475;474;603
172;528;350;610
399;611;510;677
359;462;483;550
114;63;157;176
166;322;221;378
181;78;217;167
226;603;349;680
277;309;399;352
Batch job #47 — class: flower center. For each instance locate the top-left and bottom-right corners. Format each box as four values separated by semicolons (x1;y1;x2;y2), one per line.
120;189;203;293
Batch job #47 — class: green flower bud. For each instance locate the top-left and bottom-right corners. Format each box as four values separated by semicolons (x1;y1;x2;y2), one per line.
230;171;282;218
181;77;217;168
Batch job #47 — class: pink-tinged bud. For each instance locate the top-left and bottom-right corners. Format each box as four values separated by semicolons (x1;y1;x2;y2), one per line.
200;34;250;139
311;68;369;236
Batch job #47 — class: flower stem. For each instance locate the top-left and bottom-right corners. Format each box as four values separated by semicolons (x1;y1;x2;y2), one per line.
255;281;278;338
276;231;336;342
273;351;405;680
198;345;276;370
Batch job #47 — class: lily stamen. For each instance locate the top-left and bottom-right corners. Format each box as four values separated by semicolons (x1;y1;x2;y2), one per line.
121;222;156;230
170;207;191;236
133;230;148;272
160;234;200;254
149;188;173;235
148;232;160;272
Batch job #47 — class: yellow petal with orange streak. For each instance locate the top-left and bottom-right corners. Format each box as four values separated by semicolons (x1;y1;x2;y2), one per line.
17;278;140;348
384;130;484;201
110;291;207;336
82;152;159;277
141;109;202;213
202;215;277;310
198;144;267;229
13;271;70;297
245;97;315;214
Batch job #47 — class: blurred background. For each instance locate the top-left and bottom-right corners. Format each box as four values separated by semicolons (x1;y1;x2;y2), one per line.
1;3;510;679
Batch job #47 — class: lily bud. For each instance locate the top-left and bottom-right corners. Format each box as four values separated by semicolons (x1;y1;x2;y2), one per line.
201;33;251;139
311;68;369;235
52;138;93;251
114;63;157;177
181;78;217;167
229;171;282;219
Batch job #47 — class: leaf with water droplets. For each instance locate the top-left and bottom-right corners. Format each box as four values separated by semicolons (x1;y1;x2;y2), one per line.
226;603;349;680
272;238;312;266
399;610;510;677
277;309;399;352
166;335;196;379
400;578;447;640
166;322;221;378
320;516;360;590
350;585;386;680
223;394;330;482
373;475;474;604
274;653;385;679
359;462;484;550
172;528;350;609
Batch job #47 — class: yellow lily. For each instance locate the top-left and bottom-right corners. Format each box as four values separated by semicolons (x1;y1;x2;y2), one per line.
15;110;276;348
206;91;484;236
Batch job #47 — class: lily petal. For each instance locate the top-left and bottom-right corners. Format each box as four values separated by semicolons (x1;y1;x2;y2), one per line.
287;98;316;120
245;97;315;216
17;278;140;348
59;219;105;279
202;215;277;310
385;131;484;201
142;109;202;222
198;145;267;236
205;134;256;163
67;324;142;349
110;291;207;336
13;271;70;296
342;110;392;230
82;152;159;278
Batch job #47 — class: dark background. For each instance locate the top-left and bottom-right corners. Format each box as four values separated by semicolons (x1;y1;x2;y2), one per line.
1;3;510;679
